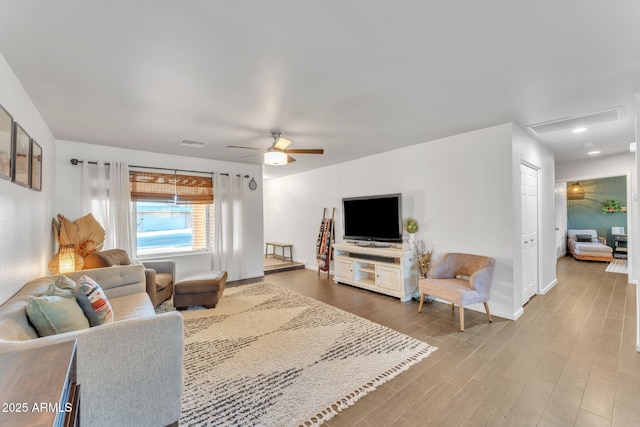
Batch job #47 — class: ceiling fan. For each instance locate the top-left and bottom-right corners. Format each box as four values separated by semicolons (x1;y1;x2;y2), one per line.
227;132;324;165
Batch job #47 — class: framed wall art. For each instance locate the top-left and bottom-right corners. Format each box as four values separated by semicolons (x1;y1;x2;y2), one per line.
31;139;42;191
13;122;30;187
0;104;12;180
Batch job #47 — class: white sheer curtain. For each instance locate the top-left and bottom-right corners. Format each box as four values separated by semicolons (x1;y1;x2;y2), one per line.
212;172;246;280
80;161;136;257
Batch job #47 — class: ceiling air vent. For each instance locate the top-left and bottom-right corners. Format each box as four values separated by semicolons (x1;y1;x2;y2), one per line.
178;139;208;148
527;106;624;135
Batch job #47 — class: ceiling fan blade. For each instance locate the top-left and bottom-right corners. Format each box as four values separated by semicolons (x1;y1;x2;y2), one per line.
284;149;324;154
286;155;297;163
240;152;264;159
273;136;293;151
226;145;265;151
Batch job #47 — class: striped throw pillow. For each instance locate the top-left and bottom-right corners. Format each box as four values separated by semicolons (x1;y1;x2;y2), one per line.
74;275;114;327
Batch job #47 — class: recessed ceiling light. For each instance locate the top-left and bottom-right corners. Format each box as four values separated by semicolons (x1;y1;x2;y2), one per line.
587;150;601;155
572;127;588;133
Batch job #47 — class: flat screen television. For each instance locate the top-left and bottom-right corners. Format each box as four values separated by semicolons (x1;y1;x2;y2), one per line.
342;193;403;244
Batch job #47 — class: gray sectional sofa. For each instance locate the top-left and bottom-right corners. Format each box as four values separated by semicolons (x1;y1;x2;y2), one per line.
0;263;184;427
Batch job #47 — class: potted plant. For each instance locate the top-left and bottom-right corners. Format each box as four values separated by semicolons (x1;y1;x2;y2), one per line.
602;200;622;214
404;217;418;244
404;217;418;234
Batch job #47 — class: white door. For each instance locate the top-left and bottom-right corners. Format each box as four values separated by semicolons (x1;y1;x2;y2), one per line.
521;164;539;304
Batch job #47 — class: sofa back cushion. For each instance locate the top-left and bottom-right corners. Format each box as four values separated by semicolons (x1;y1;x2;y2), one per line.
0;276;61;341
66;264;145;299
0;264;146;342
568;229;597;239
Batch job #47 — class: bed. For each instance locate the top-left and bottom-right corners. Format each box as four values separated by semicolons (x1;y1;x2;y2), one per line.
567;229;613;262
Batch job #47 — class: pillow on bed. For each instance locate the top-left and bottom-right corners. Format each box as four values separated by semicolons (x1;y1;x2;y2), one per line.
576;234;594;242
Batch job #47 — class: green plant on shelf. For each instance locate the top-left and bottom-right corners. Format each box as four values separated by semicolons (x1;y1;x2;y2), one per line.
602;200;622;214
404;217;418;234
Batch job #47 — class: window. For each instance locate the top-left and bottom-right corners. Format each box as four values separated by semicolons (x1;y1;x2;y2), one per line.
135;202;209;255
130;170;213;256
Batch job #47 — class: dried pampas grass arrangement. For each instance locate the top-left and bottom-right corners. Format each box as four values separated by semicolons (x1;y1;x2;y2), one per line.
52;213;106;258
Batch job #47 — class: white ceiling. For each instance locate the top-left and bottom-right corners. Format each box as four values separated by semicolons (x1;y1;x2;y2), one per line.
1;0;639;179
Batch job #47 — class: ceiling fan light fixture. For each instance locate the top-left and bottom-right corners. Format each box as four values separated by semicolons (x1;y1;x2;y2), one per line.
264;151;288;166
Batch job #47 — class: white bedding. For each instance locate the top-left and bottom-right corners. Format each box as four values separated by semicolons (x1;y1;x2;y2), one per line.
573;242;612;254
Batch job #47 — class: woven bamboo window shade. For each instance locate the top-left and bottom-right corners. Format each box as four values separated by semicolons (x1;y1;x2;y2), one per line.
129;171;213;204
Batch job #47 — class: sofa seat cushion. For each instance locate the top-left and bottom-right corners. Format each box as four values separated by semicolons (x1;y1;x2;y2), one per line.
109;293;156;321
155;273;173;291
420;277;484;306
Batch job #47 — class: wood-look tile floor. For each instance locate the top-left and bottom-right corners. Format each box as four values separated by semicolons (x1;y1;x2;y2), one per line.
254;256;639;427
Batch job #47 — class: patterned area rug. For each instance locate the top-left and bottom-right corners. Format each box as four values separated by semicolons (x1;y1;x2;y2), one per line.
157;282;437;426
605;259;628;274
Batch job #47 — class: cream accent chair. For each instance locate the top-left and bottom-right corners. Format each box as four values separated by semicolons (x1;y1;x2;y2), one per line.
418;253;495;332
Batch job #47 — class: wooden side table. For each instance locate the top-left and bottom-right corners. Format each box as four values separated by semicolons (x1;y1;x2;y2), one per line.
0;340;80;427
265;242;293;262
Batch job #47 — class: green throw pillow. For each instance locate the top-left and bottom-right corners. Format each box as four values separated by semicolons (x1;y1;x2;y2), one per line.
41;275;77;298
576;234;593;242
55;275;76;291
26;295;90;337
43;283;74;298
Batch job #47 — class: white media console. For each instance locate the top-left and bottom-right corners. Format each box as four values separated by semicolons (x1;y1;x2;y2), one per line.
333;242;418;302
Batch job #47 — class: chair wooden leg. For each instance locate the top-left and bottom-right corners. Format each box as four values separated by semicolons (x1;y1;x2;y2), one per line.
484;302;492;323
459;306;464;332
418;293;425;313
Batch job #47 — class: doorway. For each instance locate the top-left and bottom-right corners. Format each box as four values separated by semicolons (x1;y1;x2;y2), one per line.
555;173;631;278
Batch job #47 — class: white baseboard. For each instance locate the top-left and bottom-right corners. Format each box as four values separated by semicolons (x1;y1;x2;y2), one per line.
540;278;558;295
512;307;524;320
304;264;334;276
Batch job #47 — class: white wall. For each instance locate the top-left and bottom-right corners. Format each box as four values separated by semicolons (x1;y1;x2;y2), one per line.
264;123;528;319
556;153;635;182
636;93;639;352
55;140;265;281
512;124;557;303
0;53;57;304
